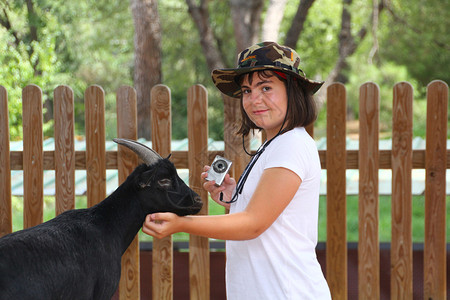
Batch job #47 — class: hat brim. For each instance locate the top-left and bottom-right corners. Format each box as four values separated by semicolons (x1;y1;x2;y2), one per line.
212;65;324;98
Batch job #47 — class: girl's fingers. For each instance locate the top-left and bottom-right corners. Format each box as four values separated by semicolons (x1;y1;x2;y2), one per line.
142;213;173;239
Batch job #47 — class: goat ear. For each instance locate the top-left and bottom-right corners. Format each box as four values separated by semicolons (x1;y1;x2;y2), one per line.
113;138;162;166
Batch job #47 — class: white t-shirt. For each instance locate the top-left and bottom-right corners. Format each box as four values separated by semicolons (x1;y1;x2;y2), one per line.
226;127;331;300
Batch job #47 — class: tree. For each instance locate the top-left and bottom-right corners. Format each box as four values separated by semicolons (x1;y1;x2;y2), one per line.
185;0;224;71
0;0;62;139
316;0;385;104
284;0;316;48
2;0;446;141
380;0;450;87
185;0;265;176
131;0;162;140
262;0;289;42
1;0;46;120
229;0;264;52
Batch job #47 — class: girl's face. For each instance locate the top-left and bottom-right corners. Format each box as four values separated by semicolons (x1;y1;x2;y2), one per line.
241;72;288;140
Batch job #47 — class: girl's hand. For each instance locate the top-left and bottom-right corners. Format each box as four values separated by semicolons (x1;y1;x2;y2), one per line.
201;165;236;209
142;212;181;239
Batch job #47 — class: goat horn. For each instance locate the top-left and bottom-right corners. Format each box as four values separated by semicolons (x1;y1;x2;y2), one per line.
113;138;162;166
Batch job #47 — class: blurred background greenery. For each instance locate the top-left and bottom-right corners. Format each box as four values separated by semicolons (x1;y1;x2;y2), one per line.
1;0;448;141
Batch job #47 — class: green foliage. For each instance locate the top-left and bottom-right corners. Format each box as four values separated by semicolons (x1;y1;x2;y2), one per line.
1;0;448;140
159;0;234;140
346;58;428;137
0;8;61;139
283;0;342;80
380;0;450;86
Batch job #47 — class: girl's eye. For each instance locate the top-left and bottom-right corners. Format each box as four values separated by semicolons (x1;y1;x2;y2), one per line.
242;89;251;94
262;86;271;92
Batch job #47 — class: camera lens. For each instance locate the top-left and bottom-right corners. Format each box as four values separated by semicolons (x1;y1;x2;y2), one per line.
213;159;228;173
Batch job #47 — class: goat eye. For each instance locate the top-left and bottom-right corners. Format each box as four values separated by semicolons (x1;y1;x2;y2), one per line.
158;178;172;189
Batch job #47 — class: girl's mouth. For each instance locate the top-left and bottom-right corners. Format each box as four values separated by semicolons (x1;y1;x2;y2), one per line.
253;109;269;115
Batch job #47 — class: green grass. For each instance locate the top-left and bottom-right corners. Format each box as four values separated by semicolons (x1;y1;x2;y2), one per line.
318;195;450;242
10;195;450;243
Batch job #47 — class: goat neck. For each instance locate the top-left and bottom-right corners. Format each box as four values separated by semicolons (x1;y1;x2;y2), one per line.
89;167;148;255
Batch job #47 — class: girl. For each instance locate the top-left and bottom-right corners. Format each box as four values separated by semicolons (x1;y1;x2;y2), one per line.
143;41;331;299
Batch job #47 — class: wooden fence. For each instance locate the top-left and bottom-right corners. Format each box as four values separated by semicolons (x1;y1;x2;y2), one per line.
0;81;448;299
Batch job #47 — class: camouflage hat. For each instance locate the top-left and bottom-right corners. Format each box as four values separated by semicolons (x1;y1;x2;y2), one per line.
211;41;324;98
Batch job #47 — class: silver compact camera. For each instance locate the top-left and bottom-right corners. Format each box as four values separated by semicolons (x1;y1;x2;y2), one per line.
206;155;232;186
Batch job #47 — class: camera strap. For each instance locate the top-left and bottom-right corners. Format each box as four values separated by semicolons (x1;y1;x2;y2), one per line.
220;133;280;204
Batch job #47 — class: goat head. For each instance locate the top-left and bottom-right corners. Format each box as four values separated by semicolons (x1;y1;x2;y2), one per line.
114;138;203;216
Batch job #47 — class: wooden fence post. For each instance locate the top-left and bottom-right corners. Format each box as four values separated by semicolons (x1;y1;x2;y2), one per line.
117;86;140;300
223;95;249;185
22;85;44;229
326;82;347;300
0;86;12;237
391;82;413;299
188;84;210;300
54;85;76;215
151;84;174;300
0;81;448;299
424;80;448;300
358;82;380;298
85;85;106;208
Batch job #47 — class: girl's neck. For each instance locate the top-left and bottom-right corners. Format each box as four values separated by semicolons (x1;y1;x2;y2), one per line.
265;125;286;141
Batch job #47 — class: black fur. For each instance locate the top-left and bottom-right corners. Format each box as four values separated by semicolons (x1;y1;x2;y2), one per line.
0;159;202;300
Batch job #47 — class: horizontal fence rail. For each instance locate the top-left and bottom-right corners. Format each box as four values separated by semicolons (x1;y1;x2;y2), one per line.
0;81;448;300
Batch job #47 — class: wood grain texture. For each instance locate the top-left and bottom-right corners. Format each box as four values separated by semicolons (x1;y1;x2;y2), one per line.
2;82;449;299
119;236;140;300
0;86;12;237
326;83;347;300
390;82;413;299
187;85;210;300
116;86;140;300
424;80;448;300
150;85;174;300
22;85;44;229
151;85;172;157
54;85;75;215
223;94;250;182
85;85;106;207
9;149;450;171
358;82;380;299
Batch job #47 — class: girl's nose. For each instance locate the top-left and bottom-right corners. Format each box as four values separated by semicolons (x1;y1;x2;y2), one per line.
249;89;264;103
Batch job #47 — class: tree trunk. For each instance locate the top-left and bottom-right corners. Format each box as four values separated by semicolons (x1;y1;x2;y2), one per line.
262;0;288;42
131;0;162;140
284;0;316;48
229;0;264;52
315;0;384;105
187;0;264;177
185;0;224;71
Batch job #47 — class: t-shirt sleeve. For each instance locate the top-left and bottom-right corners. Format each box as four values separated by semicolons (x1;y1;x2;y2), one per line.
263;131;317;181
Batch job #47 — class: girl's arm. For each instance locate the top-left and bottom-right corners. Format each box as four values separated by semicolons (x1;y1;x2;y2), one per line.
142;167;301;240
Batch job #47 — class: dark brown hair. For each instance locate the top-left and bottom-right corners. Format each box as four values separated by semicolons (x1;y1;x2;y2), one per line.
236;70;317;137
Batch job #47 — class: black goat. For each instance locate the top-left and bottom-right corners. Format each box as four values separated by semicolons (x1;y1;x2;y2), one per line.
0;139;202;300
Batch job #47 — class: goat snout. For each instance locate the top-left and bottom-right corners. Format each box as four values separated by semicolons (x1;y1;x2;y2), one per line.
193;195;203;207
187;193;203;214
